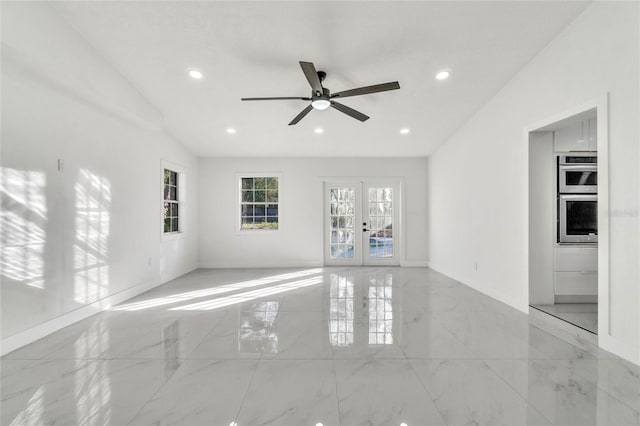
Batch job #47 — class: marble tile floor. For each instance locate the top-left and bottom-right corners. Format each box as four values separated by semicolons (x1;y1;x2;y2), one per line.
2;267;638;426
530;303;598;334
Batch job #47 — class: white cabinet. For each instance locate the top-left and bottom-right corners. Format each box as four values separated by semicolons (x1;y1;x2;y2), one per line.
554;246;597;296
554;271;597;296
554;119;597;152
587;118;597;150
555;247;597;271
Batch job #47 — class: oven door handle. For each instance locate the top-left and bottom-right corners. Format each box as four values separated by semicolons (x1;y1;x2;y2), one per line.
559;194;597;201
559;165;597;171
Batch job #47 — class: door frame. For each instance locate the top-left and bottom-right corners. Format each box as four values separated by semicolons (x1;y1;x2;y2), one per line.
323;178;403;266
524;94;611;346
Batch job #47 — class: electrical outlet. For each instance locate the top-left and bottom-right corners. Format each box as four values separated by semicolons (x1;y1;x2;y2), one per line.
474;263;478;272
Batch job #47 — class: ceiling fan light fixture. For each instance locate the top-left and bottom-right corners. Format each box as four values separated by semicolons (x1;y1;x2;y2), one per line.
311;99;331;110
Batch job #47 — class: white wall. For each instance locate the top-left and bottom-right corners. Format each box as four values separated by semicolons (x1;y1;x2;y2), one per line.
199;157;428;268
0;2;198;354
426;2;639;364
528;132;555;305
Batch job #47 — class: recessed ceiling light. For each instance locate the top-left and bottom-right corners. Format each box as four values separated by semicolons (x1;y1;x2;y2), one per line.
400;128;410;135
188;69;203;79
314;128;324;134
226;128;236;134
435;70;450;80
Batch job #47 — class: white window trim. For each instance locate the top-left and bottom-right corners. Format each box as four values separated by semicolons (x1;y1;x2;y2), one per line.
235;172;282;235
161;159;187;241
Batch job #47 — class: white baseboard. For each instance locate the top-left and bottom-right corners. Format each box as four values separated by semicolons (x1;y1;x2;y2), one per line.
199;260;428;268
160;263;199;284
400;260;429;267
425;260;438;270
472;281;529;314
427;263;639;366
599;334;640;366
426;261;528;314
1;265;197;357
198;260;323;269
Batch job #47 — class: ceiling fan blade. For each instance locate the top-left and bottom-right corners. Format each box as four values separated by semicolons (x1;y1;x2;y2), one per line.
241;97;311;101
299;61;323;94
331;81;400;99
330;101;369;122
288;104;314;126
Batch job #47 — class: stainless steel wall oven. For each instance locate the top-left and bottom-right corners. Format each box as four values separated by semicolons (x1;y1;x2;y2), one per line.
557;154;597;244
558;154;597;194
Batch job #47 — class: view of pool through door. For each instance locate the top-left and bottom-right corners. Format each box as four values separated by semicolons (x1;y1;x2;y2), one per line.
324;181;401;266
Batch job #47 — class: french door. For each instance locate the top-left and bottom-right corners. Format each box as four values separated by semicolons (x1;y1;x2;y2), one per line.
324;181;400;266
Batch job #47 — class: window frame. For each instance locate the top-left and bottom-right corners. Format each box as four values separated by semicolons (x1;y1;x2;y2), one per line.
236;172;282;234
161;160;187;240
164;169;179;233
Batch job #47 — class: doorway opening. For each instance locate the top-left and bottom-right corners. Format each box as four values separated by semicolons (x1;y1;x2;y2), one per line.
527;98;608;340
323;180;401;266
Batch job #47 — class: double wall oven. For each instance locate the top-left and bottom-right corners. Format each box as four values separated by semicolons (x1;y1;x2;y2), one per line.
557;154;597;244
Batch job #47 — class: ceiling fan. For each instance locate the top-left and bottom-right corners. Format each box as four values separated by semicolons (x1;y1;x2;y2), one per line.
241;61;400;125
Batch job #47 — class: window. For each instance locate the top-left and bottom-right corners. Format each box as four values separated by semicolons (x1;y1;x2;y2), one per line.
163;169;179;233
240;176;279;230
161;161;186;238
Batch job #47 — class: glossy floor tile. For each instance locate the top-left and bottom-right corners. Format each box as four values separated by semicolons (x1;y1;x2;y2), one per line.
531;303;598;334
334;358;445;425
2;267;638;425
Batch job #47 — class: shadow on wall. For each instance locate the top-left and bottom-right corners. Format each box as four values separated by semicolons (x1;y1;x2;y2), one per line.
1;167;112;337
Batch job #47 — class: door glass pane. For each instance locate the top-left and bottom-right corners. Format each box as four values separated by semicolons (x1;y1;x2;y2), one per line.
329;187;355;258
566;201;597;235
368;187;393;258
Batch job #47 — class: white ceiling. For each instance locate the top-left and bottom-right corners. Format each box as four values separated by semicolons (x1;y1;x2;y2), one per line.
59;1;589;157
